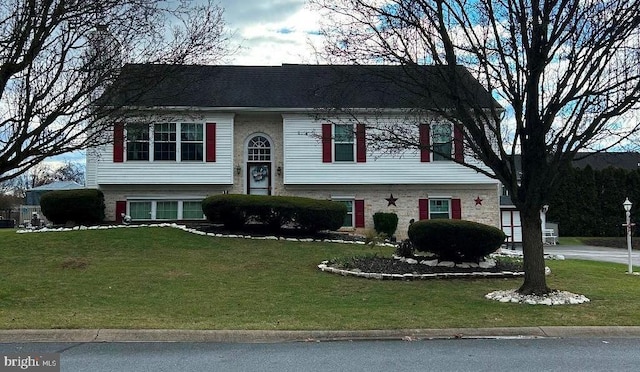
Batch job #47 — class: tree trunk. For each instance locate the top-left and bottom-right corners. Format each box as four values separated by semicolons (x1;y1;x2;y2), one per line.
518;208;551;295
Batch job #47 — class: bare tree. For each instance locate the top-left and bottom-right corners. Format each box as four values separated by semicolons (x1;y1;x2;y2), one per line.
0;0;230;183
313;0;640;294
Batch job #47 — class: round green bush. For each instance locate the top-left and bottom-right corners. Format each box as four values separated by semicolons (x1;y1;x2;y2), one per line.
373;212;398;237
408;219;506;262
40;189;105;225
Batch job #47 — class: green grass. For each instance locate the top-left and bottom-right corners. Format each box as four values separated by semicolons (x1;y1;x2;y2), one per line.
1;227;640;330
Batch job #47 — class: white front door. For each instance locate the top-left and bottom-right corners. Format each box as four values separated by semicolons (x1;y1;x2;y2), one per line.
248;163;271;195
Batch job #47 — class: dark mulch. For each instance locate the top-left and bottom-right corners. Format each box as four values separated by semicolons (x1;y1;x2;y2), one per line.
332;256;522;275
185;222;366;242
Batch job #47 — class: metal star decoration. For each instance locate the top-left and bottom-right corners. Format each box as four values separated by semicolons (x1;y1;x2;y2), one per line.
474;196;483;206
385;193;398;206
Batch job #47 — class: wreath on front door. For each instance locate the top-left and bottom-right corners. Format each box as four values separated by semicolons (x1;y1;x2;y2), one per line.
251;165;269;181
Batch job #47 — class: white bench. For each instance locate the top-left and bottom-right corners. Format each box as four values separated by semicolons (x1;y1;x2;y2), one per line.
543;229;558;245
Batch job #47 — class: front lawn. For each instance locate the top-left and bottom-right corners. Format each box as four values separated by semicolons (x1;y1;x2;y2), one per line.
1;227;639;329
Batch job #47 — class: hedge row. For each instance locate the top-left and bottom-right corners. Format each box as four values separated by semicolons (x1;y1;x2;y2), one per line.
201;194;347;232
40;189;105;225
548;165;640;237
408;219;505;262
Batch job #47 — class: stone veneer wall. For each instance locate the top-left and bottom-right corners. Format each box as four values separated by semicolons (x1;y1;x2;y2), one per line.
281;184;500;239
100;185;228;221
230;113;284;195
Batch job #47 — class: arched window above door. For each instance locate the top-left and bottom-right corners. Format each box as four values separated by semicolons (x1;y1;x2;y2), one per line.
247;135;271;162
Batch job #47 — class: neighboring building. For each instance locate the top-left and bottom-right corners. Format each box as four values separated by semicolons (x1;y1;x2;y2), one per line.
500;152;640;243
21;181;84;226
25;181;84;205
87;64;502;238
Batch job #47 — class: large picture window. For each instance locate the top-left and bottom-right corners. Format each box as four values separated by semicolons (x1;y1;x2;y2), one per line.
156;201;178;219
334;124;354;162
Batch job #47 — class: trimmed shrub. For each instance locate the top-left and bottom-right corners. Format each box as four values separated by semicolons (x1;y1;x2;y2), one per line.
408;219;506;262
40;189;105;225
373;212;398;237
202;194;347;232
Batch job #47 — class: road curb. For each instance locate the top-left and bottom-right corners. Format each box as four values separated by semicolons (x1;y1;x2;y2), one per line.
2;327;640;343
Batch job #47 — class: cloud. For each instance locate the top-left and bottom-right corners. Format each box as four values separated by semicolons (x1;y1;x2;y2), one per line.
218;0;323;65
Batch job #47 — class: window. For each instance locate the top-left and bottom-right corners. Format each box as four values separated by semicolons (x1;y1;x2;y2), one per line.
335;200;354;227
429;199;450;219
334;124;354;162
128;200;205;220
247;136;271;161
129;201;152;220
156;201;178;219
181;123;203;161
126;124;150;161
154;123;176;161
182;201;204;219
432;123;452;161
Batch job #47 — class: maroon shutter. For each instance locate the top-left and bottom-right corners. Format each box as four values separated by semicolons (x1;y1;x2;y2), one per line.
419;124;430;162
354;199;365;228
419;199;429;220
322;123;332;163
206;123;216;162
451;198;462;219
113;123;124;163
454;125;464;162
115;201;126;223
356;123;366;163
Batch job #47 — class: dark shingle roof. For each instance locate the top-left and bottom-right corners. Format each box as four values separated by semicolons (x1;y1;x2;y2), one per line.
102;64;498;110
572;152;640;171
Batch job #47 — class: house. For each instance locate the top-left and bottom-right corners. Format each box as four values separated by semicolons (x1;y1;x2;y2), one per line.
86;64;501;238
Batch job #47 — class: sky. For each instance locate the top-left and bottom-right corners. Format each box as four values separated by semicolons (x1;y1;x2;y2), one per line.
50;0;324;169
218;0;323;65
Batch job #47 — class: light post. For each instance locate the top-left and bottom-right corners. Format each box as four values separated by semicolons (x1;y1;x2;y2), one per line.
623;198;634;274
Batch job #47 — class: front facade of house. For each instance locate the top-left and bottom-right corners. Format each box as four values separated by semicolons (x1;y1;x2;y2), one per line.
87;64;501;238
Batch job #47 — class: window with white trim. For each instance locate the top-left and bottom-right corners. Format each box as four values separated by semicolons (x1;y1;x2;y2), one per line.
182;201;204;219
129;201;152;220
247;135;271;161
126;123;204;162
333;199;354;227
156;201;178;219
334;124;354;162
154;123;177;161
128;200;205;220
181;123;204;161
126;124;150;161
432;123;452;161
429;199;450;219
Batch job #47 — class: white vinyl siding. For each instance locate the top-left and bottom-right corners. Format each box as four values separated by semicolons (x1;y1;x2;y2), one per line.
283;114;495;185
97;114;233;185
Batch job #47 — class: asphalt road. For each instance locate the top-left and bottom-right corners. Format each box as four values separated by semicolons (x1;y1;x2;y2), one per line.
543;244;640;267
2;338;640;372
